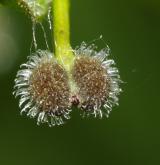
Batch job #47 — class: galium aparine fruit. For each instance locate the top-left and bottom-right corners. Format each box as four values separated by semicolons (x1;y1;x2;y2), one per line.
13;43;122;126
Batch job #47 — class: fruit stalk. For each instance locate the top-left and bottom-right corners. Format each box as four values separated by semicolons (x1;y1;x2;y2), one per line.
53;0;74;71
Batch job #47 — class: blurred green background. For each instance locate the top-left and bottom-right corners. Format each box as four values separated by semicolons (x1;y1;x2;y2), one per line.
0;0;160;164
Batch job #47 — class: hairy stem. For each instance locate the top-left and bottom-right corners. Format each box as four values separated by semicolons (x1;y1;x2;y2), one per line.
53;0;74;71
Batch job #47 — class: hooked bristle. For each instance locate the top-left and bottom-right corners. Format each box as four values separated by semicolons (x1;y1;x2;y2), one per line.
71;42;122;118
13;50;71;126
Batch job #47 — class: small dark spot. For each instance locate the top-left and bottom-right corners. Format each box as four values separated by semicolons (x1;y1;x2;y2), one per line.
71;95;80;106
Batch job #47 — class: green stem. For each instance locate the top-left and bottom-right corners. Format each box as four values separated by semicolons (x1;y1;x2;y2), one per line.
53;0;74;71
